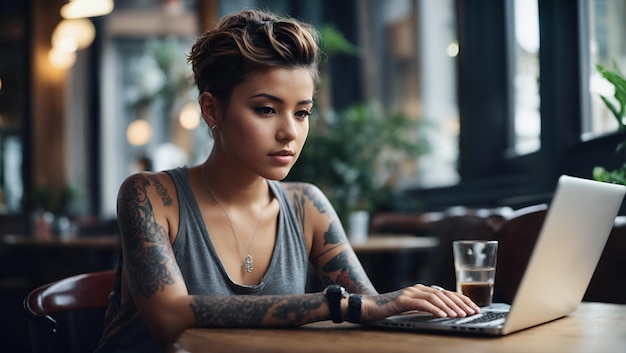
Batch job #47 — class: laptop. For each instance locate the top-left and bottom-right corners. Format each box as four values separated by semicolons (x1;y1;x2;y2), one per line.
364;175;626;336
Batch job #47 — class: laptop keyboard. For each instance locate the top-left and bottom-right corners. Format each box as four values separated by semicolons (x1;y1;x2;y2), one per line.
407;310;508;325
454;311;508;324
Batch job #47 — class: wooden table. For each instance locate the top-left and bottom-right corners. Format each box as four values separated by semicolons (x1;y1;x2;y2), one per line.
0;234;119;249
172;302;626;353
350;234;439;253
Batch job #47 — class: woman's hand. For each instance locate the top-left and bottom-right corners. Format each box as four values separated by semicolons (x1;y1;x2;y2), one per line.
360;284;480;321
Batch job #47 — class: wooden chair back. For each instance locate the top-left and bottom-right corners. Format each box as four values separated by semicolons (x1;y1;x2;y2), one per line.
23;269;115;353
493;204;626;305
492;204;548;303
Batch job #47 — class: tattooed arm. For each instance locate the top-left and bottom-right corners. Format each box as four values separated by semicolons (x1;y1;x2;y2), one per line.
284;182;378;295
284;182;481;322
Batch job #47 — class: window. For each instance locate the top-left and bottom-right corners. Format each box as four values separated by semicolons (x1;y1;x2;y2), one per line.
100;1;206;217
0;1;28;215
511;0;540;156
587;0;626;139
357;0;459;189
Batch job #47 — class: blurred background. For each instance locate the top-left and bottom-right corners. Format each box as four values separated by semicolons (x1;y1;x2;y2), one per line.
1;0;625;351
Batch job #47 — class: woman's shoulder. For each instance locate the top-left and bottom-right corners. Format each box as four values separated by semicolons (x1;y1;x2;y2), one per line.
276;180;323;198
118;170;179;208
120;170;176;190
117;170;181;237
276;181;335;213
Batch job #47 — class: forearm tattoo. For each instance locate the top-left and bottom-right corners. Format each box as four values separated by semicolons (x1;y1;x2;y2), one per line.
117;174;180;299
190;294;326;327
372;290;402;306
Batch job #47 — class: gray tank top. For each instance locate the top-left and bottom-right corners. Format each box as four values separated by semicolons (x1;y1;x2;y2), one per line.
167;167;309;295
96;167;308;352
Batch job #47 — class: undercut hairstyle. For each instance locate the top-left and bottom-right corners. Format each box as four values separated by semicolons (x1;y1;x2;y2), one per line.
187;9;321;105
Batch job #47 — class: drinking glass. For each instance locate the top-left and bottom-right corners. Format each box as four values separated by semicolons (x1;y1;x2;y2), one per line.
452;240;498;307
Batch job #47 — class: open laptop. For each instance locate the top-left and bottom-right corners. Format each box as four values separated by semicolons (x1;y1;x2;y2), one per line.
364;175;626;336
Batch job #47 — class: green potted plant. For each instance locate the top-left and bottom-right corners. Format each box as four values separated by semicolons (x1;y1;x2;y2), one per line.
29;185;78;238
592;63;626;185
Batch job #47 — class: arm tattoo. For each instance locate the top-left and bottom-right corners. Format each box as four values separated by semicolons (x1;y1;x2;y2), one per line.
272;295;326;324
301;184;330;214
289;186;306;231
322;251;351;280
372;291;402;306
322;219;342;245
319;250;370;291
286;183;330;230
117;175;180;299
190;294;326;327
312;224;372;290
288;183;374;293
149;174;172;206
310;222;343;263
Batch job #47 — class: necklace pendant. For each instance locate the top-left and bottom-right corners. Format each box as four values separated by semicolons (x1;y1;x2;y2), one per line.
244;254;254;273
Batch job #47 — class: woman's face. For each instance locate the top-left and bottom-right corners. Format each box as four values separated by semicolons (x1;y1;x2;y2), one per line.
211;67;315;181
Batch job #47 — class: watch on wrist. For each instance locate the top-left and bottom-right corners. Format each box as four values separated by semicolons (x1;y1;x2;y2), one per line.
324;284;348;323
348;293;362;323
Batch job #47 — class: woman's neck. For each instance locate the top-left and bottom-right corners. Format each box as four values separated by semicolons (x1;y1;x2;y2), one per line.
200;158;270;208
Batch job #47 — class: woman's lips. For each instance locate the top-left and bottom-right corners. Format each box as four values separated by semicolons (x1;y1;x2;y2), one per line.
269;150;294;164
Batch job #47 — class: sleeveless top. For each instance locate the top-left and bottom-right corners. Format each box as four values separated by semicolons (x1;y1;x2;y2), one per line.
95;167;309;352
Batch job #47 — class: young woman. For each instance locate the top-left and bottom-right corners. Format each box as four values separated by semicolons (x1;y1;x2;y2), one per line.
96;9;479;352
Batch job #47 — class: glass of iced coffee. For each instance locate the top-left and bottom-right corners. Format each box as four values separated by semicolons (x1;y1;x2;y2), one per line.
452;240;498;307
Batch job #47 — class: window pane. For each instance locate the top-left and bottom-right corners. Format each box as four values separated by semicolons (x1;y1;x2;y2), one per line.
511;0;540;155
0;4;27;214
100;3;206;217
587;0;626;139
356;0;459;188
358;0;459;189
416;0;459;188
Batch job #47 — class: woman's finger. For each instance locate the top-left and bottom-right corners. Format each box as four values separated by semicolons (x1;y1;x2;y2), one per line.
413;285;477;317
439;290;480;315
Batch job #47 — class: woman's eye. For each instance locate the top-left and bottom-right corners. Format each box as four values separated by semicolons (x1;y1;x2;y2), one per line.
295;110;312;119
255;107;275;115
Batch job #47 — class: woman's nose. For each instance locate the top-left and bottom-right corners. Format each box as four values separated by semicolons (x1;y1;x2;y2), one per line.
276;116;298;141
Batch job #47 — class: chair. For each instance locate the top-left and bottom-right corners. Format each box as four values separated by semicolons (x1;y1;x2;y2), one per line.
584;216;626;303
23;269;116;353
492;204;548;304
492;204;626;305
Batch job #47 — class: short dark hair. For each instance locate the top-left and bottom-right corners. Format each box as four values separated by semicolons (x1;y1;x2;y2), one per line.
187;9;320;105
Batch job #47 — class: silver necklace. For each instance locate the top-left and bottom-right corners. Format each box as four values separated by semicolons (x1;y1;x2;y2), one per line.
201;165;265;274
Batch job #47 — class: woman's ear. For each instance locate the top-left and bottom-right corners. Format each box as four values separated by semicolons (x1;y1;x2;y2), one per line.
199;91;220;127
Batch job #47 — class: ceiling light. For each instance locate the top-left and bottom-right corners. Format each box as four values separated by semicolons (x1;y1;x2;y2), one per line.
127;119;152;146
52;19;96;51
60;0;114;19
49;47;77;70
179;102;201;130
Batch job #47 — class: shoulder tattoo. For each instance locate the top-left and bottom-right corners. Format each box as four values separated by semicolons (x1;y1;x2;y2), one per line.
117;175;179;299
148;174;173;206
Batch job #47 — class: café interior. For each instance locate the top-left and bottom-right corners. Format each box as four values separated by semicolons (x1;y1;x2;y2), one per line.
1;0;626;352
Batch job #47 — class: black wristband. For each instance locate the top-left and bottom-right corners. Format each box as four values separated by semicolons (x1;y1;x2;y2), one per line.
348;294;362;323
324;284;348;323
